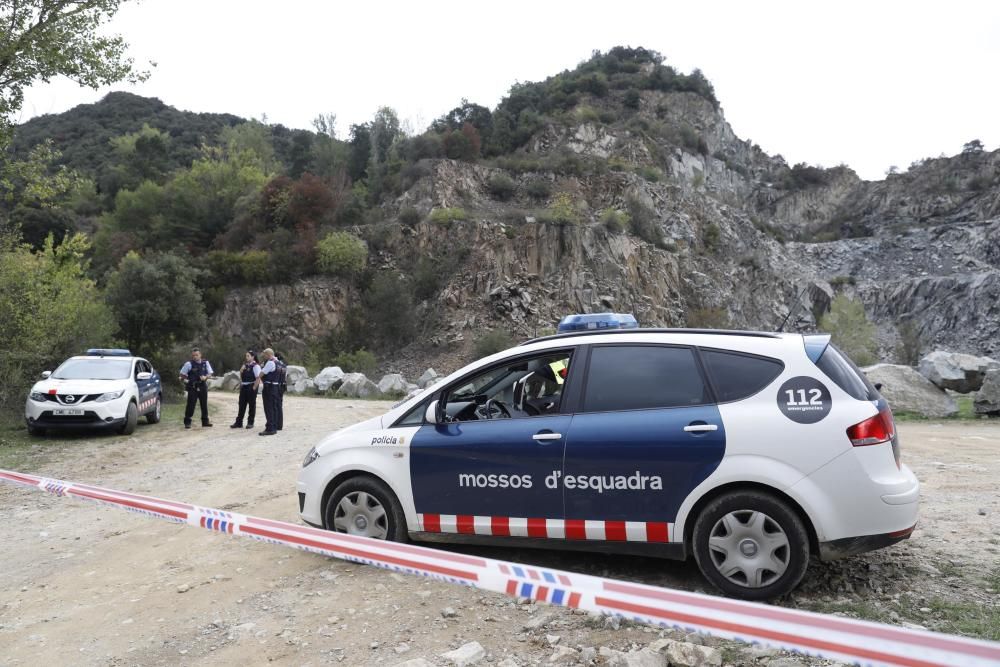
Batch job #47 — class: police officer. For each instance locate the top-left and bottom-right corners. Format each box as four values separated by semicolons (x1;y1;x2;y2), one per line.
179;348;213;429
231;349;260;429
274;352;288;431
254;348;279;436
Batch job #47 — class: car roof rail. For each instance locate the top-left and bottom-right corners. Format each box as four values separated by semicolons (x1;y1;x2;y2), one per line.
520;328;782;346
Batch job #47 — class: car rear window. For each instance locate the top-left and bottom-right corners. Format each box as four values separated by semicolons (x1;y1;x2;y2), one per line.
582;345;707;412
700;349;784;402
815;344;878;401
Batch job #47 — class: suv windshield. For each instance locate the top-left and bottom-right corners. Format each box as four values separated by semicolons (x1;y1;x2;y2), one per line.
52;359;132;380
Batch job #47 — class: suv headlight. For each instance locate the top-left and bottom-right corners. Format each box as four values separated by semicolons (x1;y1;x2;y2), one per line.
302;447;319;468
95;389;125;403
29;391;48;402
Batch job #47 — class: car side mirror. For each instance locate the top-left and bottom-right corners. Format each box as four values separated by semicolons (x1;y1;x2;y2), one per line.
41;370;51;379
425;399;443;425
136;372;152;381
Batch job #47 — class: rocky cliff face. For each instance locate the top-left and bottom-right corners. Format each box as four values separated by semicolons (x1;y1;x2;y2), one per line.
212;88;1000;372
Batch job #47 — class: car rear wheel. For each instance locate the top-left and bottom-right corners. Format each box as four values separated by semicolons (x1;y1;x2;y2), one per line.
120;402;138;435
324;476;407;542
692;490;809;600
146;396;161;424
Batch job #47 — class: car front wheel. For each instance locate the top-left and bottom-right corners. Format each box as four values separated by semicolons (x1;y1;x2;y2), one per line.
120;402;138;435
692;490;810;600
324;476;407;542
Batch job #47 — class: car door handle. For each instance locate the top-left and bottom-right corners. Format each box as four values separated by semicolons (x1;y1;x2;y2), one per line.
683;424;718;433
532;432;562;441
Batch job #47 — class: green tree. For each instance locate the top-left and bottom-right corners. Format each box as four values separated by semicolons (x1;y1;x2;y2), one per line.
105;251;206;353
819;295;878;366
0;232;116;407
220;120;278;175
0;0;149;142
363;272;414;347
316;231;367;277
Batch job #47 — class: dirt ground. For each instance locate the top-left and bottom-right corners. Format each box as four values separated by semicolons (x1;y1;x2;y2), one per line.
1;394;998;666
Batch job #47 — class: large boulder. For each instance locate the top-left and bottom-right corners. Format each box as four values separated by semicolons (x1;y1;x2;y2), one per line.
285;365;308;385
862;364;958;418
313;366;345;392
974;369;1000;416
918;351;1000;393
206;376;225;390
221;370;241;392
417;368;440;389
336;373;380;399
288;377;315;395
377;373;408;396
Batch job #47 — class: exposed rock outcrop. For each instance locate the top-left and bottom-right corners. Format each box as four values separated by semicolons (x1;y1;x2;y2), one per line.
974;369;1000;416
918;350;1000;393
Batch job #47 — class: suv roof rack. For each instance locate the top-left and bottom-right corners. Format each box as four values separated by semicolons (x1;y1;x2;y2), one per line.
84;348;133;357
521;328;781;346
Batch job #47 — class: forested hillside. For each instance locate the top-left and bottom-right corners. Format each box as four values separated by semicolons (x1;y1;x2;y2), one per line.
1;45;998;418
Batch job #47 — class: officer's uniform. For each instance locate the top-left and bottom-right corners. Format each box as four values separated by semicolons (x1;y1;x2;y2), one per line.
233;359;261;428
180;359;213;427
259;358;279;436
274;357;287;431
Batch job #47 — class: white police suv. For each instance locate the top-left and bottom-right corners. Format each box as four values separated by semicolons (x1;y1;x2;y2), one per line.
25;349;162;436
297;319;919;599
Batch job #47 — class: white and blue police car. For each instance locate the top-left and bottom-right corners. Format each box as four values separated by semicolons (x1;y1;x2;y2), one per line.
25;349;163;436
297;316;919;599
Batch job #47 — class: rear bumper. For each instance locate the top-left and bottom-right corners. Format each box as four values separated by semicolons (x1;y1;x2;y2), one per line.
818;524;916;560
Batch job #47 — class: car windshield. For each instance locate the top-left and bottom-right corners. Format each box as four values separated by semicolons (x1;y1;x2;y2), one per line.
52;359;131;380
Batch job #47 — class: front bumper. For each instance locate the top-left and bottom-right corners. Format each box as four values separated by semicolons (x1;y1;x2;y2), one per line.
25;395;131;430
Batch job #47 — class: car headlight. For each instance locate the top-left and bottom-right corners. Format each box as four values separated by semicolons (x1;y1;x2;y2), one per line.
95;390;125;403
302;447;320;468
29;391;48;402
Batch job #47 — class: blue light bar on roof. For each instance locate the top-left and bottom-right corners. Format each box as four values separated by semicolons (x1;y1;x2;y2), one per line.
557;313;639;334
85;348;132;357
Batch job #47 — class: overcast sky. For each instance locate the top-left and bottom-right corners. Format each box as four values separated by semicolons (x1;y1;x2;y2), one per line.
19;0;1000;180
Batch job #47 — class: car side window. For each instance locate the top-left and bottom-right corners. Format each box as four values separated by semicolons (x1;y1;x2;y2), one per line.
582;345;707;413
444;351;573;422
700;349;784;402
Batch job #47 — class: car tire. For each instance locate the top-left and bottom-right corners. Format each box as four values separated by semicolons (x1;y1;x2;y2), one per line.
146;396;161;424
26;424;45;437
120;402;138;435
692;490;810;601
324;476;407;542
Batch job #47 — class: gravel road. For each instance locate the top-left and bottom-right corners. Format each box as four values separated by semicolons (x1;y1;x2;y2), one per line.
1;394;997;666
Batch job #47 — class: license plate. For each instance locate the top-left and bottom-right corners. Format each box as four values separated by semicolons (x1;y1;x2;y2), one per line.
52;409;85;416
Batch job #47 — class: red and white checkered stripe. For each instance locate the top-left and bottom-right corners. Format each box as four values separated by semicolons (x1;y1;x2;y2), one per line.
2;468;998;667
137;396;158;412
417;513;672;542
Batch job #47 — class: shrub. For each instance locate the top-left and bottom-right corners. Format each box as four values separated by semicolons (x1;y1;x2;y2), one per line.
625;195;664;246
575;105;600;123
829;275;857;288
686;307;731;329
819;295;878;366
624;89;641;109
637;165;662;182
331;348;378;375
542;192;580;225
316;231;368;277
474;329;515;358
398;206;421;226
702;222;721;252
525;179;552;200
600;208;629;233
363;272;415;347
487;173;517;201
428;207;468;225
203;250;271;285
896;320;922;366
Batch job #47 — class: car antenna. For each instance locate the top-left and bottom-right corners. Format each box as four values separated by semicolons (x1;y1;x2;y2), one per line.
777;285;810;333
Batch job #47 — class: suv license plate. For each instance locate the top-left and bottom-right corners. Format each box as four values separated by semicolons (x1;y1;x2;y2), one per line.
52;408;85;416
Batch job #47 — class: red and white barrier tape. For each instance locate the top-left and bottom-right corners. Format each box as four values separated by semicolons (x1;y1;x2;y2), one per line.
2;468;998;667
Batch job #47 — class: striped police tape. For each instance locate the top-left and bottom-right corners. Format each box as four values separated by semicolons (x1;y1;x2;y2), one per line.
1;468;997;667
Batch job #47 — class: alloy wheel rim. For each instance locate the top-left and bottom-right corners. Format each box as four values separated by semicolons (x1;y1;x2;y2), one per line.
332;491;388;539
708;510;790;588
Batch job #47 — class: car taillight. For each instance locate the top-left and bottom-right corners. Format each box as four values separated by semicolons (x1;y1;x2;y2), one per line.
847;406;895;447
